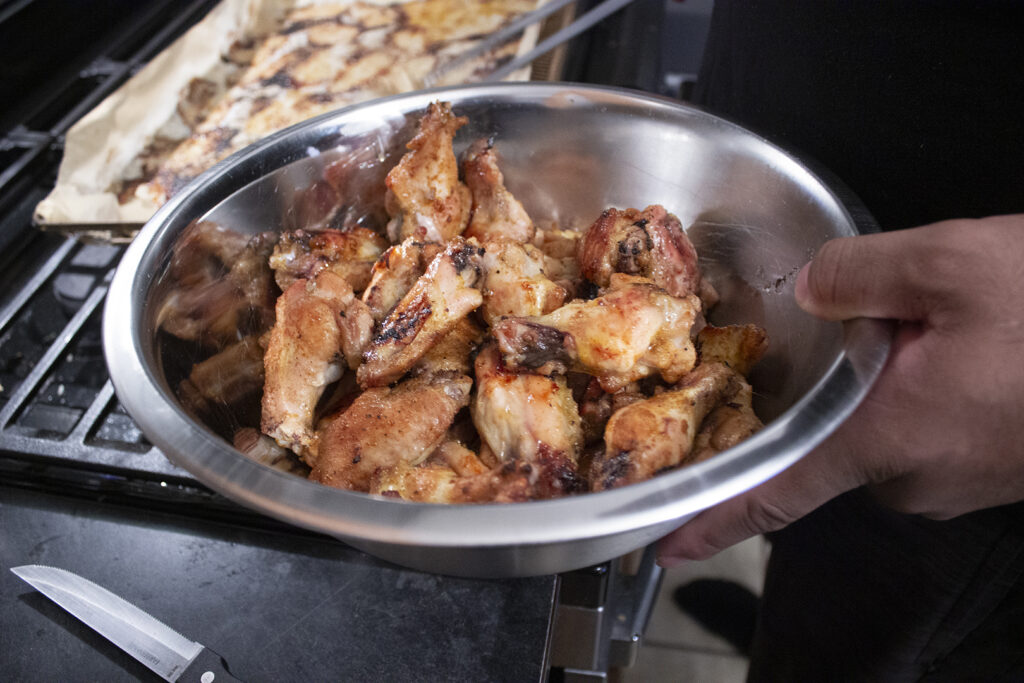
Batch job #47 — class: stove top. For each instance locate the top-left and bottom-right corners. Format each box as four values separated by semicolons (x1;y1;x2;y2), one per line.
0;1;674;679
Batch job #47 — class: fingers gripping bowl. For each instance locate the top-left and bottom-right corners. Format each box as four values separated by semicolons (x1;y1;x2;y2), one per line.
104;84;890;577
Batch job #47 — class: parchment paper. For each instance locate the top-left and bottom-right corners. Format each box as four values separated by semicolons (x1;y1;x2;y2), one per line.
35;0;549;238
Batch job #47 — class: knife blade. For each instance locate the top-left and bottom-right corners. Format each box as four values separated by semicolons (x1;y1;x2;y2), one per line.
11;565;242;682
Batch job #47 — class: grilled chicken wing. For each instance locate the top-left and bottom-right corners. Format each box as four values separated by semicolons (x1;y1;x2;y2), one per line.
590;363;747;490
462;138;535;243
261;270;373;462
311;372;473;491
428;439;490;477
479;240;566;326
578;378;649;445
493;274;701;391
690;376;763;464
360;238;444;321
358;237;484;388
384;101;471;243
697;323;768;377
412;317;485;377
178;336;265;415
269;227;388;293
158;222;277;347
370;453;585;503
472;343;583;464
578;205;717;306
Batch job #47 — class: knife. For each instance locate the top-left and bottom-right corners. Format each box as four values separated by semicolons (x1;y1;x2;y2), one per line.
11;565;242;682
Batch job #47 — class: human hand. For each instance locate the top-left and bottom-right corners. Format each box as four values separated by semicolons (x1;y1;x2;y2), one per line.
658;214;1024;565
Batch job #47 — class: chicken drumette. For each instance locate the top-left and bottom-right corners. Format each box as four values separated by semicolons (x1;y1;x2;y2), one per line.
462;138;535;243
590;362;751;490
261;270;374;463
384;101;471;243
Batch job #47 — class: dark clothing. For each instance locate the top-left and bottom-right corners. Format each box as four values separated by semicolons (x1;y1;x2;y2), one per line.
693;1;1024;680
694;0;1024;231
751;492;1024;681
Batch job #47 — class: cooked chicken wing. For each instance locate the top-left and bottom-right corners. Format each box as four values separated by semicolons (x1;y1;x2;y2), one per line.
462;138;535;243
578;205;717;306
178;336;265;416
360;238;444;321
158;222;277;347
493;274;701;391
690;376;763;464
472;343;583;464
269;227;389;293
233;427;310;475
384;101;471;243
478;240;566;326
533;227;582;297
427;439;490;477
311;372;473;491
578;378;648;445
357;237;484;388
370;454;585;503
412;317;485;377
261;270;373;462
697;323;768;377
590;363;747;490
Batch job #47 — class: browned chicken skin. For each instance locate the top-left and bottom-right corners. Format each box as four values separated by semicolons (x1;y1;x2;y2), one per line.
269;227;389;293
385;101;471;243
697;323;769;377
492;274;701;391
158;222;277;347
360;238;444;321
462;138;535;243
478;240;567;326
261;270;373;463
690;378;763;464
370;452;586;503
412;317;485;377
591;362;749;490
357;237;484;388
312;372;473;491
178;336;265;416
472;343;583;464
578;205;718;306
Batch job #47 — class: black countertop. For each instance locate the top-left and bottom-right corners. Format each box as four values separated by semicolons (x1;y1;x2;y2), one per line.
0;485;557;681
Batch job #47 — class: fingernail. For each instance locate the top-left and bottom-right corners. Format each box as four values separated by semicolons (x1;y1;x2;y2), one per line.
656;555;687;569
794;264;811;305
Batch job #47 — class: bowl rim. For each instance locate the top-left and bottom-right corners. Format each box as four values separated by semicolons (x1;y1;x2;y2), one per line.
104;82;892;549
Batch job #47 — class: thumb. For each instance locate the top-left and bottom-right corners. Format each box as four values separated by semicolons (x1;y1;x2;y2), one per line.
795;230;933;322
657;440;867;564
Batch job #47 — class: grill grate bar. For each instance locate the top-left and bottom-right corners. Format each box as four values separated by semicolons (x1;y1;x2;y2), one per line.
0;237;77;332
67;379;116;446
0;138;46;192
0;275;108;430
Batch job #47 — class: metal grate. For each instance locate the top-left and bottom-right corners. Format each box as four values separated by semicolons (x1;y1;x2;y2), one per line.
0;0;221;488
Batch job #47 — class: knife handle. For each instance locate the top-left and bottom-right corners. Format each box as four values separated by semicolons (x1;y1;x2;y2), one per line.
179;647;244;683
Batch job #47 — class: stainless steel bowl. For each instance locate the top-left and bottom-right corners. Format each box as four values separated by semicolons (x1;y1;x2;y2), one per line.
104;83;890;577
